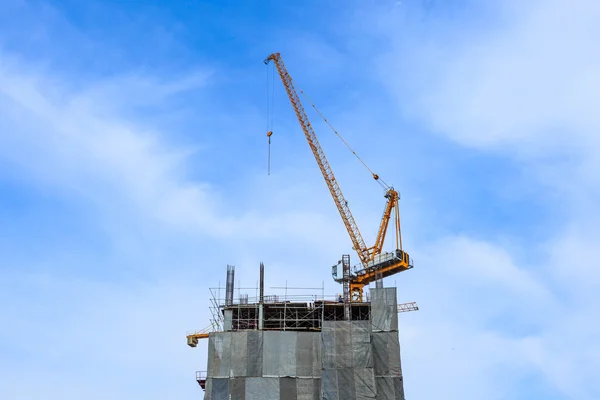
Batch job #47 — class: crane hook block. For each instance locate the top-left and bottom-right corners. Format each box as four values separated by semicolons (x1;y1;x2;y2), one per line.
373;173;379;181
267;131;273;137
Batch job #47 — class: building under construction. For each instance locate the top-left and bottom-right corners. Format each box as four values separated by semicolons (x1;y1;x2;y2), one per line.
186;52;417;399
188;263;417;400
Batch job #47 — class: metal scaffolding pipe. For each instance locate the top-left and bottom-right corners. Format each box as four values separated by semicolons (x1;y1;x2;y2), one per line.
259;262;264;330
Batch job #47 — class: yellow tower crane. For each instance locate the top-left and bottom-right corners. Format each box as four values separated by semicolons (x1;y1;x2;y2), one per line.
264;52;413;302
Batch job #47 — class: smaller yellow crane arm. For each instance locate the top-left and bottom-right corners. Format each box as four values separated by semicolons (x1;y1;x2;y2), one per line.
370;189;401;258
186;324;213;348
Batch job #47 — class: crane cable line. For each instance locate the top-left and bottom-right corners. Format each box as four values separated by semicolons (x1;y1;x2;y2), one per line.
266;63;275;175
297;86;390;191
266;62;391;193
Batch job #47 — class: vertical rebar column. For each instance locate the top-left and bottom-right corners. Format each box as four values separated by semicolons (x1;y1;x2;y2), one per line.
225;264;235;306
259;262;265;303
375;268;383;288
342;255;351;320
259;262;264;330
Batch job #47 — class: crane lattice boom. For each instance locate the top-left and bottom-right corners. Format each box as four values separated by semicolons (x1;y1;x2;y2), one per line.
264;52;370;266
265;52;413;301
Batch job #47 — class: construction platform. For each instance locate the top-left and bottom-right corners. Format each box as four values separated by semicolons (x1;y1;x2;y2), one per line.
221;299;372;331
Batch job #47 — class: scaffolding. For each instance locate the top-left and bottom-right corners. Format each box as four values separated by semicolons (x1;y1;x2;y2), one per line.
209;284;371;333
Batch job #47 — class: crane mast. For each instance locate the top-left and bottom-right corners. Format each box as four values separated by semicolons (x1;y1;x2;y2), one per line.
265;52;413;301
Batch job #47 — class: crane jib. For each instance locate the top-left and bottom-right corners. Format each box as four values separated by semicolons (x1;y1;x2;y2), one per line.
265;53;370;265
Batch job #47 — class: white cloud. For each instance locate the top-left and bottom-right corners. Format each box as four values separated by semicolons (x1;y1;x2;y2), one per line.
382;0;600;164
0;272;205;399
373;0;600;398
398;233;600;399
0;50;351;253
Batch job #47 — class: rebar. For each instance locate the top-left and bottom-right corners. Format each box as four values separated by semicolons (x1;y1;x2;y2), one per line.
225;265;235;306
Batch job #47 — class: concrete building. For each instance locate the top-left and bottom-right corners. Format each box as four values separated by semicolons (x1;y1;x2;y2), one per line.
199;283;406;400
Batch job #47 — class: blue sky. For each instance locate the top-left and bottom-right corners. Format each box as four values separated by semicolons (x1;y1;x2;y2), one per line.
1;0;599;399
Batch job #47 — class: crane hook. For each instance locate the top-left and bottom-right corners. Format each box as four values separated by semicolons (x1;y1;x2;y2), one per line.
267;131;273;175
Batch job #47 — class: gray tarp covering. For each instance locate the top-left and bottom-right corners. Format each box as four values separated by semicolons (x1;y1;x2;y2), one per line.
387;334;402;378
296;332;321;377
354;368;377;399
336;322;353;368
263;331;298;377
394;376;405;399
376;376;394;400
352;321;373;369
372;333;388;376
208;331;264;379
203;378;212;400
246;331;263;377
207;331;322;398
297;378;321;400
209;333;232;378
373;332;402;377
370;288;398;332
231;331;248;377
320;368;377;400
376;377;405;400
206;377;322;400
246;377;280;400
337;368;357;399
322;321;373;369
210;378;229;400
230;377;246;399
321;369;338;400
321;321;378;399
321;324;336;369
280;377;298;399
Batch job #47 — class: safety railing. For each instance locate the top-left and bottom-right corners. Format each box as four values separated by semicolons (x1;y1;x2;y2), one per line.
195;371;207;389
